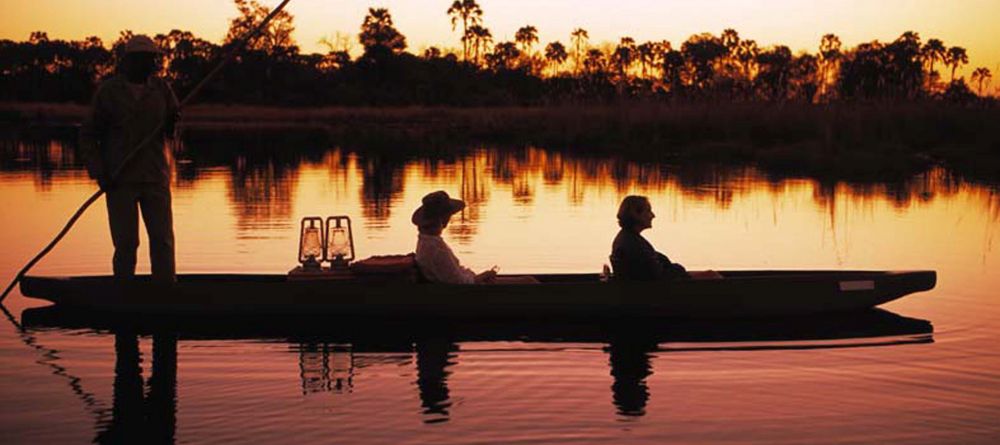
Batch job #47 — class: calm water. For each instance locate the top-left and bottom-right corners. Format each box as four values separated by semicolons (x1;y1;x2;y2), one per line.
1;135;1000;444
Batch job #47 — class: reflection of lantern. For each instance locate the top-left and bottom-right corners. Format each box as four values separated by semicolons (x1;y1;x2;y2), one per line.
326;216;355;268
298;217;325;270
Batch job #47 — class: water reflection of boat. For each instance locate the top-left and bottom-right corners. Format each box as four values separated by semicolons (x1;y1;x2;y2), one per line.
21;306;932;348
20;307;931;428
20;270;935;319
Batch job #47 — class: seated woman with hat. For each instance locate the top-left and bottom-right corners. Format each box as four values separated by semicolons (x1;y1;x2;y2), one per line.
413;190;538;285
413;190;498;284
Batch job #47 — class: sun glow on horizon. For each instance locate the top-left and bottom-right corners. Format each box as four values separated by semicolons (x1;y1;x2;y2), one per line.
3;0;999;83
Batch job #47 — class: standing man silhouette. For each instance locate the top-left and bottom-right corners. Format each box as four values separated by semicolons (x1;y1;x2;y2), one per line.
80;35;179;282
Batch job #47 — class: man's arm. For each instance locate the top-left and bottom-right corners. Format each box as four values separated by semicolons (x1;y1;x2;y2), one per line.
432;249;477;284
79;84;110;184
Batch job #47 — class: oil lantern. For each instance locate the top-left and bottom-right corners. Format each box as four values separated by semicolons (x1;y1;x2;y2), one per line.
298;217;325;271
325;216;355;268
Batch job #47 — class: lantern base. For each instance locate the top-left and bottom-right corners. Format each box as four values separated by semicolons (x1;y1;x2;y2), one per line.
329;256;350;270
287;266;355;281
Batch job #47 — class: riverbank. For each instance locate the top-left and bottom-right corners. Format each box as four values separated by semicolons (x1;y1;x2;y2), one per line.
3;101;998;181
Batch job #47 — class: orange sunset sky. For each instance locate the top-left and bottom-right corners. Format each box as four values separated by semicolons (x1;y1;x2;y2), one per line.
4;0;999;80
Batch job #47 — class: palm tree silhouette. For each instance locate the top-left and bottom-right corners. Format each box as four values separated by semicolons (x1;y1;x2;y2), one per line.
447;0;483;63
583;48;606;75
818;34;842;99
661;47;685;92
971;67;992;96
721;29;740;50
921;38;946;79
737;39;759;89
515;26;539;54
487;41;521;71
612;37;637;83
466;24;492;66
636;42;658;79
514;25;540;74
945;46;968;82
682;33;727;91
756;45;794;100
359;7;407;55
544;41;568;76
571;28;589;75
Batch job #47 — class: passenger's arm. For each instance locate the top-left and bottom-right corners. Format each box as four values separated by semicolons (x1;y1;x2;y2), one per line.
429;250;477;284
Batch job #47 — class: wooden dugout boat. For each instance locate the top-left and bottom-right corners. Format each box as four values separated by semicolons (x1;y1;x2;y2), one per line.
19;270;936;319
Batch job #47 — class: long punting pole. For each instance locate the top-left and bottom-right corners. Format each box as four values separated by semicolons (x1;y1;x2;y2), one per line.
0;0;293;303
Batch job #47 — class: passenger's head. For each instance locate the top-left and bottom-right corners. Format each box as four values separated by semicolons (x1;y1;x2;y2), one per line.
120;35;162;83
412;190;466;235
617;195;655;232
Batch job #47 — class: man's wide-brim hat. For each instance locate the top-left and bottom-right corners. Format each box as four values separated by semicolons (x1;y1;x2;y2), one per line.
412;190;465;226
124;35;162;54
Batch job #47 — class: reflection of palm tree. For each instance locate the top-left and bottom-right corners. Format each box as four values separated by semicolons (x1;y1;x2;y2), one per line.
971;67;992;96
570;28;589;74
228;157;296;234
447;0;483;63
359;156;406;225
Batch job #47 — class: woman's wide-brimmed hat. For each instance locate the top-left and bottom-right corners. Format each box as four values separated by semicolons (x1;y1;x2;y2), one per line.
411;190;466;226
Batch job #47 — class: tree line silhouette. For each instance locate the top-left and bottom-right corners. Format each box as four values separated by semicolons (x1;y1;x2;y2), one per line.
0;0;995;106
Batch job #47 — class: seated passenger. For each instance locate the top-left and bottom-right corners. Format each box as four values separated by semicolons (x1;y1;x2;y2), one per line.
413;190;498;284
610;195;690;281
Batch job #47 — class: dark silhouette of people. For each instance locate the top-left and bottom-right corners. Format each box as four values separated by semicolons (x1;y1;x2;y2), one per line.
95;332;177;445
606;335;658;417
610;195;688;281
414;339;457;423
413;190;538;284
413;190;498;284
79;34;179;283
610;195;723;281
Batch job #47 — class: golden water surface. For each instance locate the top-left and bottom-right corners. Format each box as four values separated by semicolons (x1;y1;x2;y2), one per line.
1;139;999;444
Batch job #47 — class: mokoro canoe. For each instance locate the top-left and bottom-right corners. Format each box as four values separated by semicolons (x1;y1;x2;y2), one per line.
19;270;936;319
